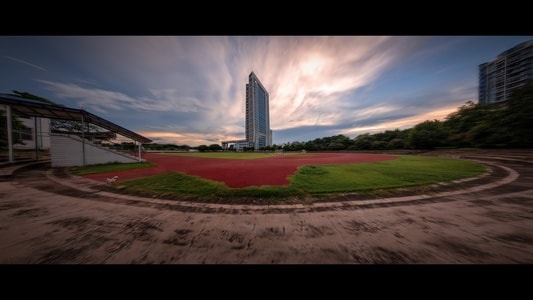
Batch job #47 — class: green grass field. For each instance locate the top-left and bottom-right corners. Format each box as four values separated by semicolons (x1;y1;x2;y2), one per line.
289;155;485;193
72;154;487;203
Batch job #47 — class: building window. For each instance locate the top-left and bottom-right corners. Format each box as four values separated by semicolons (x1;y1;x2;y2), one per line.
18;128;33;140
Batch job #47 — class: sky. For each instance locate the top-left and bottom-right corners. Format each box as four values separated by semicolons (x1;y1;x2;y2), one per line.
1;36;532;146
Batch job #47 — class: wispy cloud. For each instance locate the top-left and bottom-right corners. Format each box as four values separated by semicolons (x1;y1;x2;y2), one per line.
37;80;136;113
3;55;46;71
28;36;486;145
339;103;462;137
36;80;245;144
36;37;433;144
139;130;236;146
241;36;404;130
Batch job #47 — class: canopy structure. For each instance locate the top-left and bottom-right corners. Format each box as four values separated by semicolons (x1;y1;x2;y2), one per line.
0;94;152;143
1;93;152;164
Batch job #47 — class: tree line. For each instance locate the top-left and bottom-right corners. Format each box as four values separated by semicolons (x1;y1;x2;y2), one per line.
270;80;533;151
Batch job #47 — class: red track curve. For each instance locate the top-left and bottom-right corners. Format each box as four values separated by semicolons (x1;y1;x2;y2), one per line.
83;152;397;188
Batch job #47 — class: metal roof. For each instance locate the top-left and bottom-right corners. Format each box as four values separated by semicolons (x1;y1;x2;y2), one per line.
0;94;152;143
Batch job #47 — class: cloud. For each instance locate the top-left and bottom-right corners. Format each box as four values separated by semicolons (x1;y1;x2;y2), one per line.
36;78;249;144
37;80;137;113
34;36;468;146
337;83;477;138
139;130;238;146
3;55;46;71
238;36;405;131
58;36;416;132
339;104;461;137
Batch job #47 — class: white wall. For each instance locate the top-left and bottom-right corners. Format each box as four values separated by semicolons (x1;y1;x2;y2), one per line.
51;134;140;167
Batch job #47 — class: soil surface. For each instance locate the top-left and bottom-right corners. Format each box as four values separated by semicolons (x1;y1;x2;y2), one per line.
1;149;532;264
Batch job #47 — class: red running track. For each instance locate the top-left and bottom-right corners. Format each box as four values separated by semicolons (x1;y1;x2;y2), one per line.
83;152;397;188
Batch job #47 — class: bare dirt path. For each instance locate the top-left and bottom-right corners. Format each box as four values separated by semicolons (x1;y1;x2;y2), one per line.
1;150;532;263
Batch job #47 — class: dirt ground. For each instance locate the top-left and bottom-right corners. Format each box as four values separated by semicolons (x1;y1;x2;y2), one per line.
1;150;532;264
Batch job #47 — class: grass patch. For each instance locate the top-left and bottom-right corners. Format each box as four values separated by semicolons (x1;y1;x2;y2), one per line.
289;155;486;194
108;155;486;203
117;171;305;203
69;161;155;175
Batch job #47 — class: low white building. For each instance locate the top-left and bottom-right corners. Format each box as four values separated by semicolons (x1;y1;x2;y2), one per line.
1;94;152;166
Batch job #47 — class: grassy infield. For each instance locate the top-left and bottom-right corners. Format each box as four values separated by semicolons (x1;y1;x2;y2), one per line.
71;152;486;203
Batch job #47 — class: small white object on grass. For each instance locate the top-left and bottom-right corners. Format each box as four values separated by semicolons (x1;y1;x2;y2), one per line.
106;176;119;184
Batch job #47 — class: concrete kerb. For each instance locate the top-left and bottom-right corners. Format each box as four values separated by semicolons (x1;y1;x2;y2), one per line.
43;159;520;213
0;160;50;181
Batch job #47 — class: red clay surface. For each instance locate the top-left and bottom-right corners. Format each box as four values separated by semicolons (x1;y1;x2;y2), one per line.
83;152;397;188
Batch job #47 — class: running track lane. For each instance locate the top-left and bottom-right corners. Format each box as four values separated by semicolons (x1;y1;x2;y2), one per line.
83;153;397;188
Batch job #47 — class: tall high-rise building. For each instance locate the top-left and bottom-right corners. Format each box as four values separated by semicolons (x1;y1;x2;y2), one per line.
245;71;272;149
478;39;533;105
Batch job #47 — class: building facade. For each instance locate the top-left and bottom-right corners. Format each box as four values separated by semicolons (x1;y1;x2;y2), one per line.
478;39;533;105
1;94;151;166
13;116;51;150
245;71;272;149
220;139;250;151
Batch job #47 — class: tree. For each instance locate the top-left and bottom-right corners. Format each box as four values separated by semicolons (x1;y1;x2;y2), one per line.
504;80;533;147
407;120;448;149
209;144;222;151
444;101;480;147
327;141;345;150
443;80;533;148
11;90;58;105
197;145;209;152
0;108;30;147
387;138;405;149
353;134;375;150
0;91;38;147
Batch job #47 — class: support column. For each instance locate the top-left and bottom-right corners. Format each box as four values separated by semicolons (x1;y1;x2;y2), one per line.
137;140;141;162
6;105;14;163
34;117;39;160
81;112;86;166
